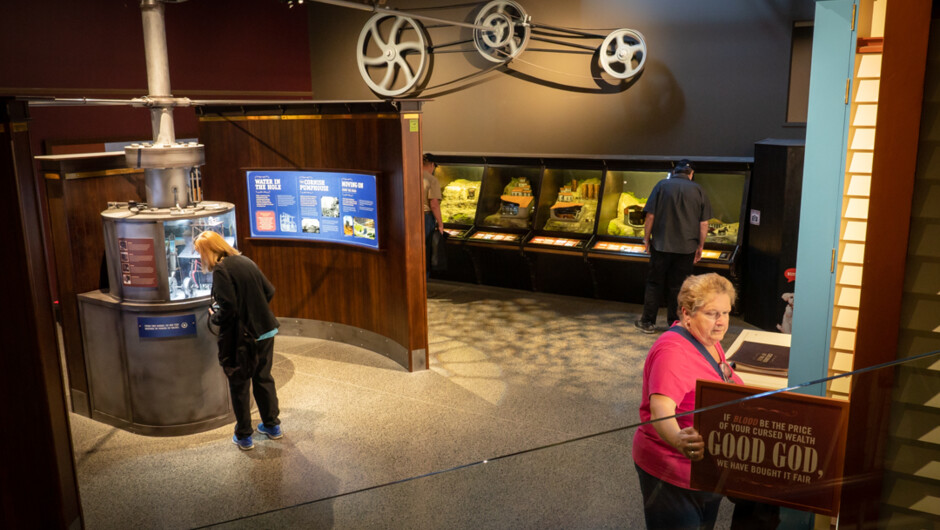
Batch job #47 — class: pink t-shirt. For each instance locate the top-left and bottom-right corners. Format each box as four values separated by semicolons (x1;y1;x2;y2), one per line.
632;327;743;489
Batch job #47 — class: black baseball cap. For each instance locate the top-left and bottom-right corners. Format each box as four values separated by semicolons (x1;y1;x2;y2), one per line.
674;159;695;174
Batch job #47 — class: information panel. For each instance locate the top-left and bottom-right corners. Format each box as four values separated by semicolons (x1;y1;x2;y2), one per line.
246;170;379;250
691;381;848;516
119;237;158;288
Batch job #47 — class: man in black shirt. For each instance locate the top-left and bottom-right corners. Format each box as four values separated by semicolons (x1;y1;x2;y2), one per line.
635;159;711;334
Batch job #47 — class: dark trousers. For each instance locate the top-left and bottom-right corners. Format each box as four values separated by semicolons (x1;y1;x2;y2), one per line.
424;211;436;277
228;337;280;439
728;498;780;530
636;464;722;530
642;247;695;325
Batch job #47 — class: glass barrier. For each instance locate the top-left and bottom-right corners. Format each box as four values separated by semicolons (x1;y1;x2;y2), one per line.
211;350;939;529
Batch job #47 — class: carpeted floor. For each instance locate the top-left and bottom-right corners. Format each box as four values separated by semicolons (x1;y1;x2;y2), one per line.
70;280;755;528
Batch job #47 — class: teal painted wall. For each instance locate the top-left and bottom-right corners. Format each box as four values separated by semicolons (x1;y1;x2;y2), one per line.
790;0;856;397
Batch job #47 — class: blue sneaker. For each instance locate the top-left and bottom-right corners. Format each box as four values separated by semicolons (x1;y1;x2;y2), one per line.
232;434;254;451
257;423;283;439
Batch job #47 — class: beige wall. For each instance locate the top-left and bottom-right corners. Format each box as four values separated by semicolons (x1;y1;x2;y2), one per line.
307;0;814;158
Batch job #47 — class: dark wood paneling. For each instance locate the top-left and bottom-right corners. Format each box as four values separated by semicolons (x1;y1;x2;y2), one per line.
2;99;82;527
41;156;146;409
199;106;428;368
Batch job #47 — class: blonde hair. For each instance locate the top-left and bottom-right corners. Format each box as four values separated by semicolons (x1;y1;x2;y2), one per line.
193;231;240;271
677;273;736;315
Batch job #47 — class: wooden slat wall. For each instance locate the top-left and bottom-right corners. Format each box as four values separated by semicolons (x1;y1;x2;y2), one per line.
198;106;428;370
878;15;940;528
836;1;935;526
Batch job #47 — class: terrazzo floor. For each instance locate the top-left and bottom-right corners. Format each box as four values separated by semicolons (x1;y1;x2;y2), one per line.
70;280;757;529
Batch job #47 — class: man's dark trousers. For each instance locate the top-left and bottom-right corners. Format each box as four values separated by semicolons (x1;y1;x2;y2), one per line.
641;247;695;325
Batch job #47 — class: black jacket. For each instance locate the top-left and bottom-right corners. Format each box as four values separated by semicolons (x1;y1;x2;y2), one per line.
210;254;279;371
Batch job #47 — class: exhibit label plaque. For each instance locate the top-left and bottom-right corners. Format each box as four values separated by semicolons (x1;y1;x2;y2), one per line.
691;380;849;516
246;170;379;250
119;237;158;288
137;314;197;339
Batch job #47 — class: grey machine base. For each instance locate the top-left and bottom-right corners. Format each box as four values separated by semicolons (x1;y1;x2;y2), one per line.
77;290;234;437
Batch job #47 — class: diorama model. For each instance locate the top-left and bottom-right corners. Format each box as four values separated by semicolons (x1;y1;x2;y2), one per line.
441;178;481;224
607;191;649;237
706;218;739;245
484;176;534;228
543;178;601;233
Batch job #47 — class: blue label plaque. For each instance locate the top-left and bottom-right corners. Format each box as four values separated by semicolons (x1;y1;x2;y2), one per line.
138;314;198;339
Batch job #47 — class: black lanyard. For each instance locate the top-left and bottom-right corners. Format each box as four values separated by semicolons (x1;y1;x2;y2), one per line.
666;324;731;383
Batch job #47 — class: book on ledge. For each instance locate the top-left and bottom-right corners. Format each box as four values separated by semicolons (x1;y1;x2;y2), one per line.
728;341;790;375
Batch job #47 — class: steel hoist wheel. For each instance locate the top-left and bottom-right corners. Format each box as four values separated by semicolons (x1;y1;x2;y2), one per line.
356;13;430;97
473;0;531;63
599;28;647;80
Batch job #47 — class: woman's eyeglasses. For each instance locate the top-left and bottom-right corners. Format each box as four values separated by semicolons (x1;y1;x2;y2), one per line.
698;310;731;321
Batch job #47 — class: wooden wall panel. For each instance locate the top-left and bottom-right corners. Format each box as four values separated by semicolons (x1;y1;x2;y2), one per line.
2;98;82;528
40;155;146;412
198;104;427;369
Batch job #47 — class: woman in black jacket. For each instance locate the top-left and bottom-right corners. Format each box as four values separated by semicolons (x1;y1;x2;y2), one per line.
194;231;282;451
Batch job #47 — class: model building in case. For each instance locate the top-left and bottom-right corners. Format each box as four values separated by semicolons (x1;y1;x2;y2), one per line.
601;170;666;238
543;176;601;233
480;165;542;229
437;164;484;225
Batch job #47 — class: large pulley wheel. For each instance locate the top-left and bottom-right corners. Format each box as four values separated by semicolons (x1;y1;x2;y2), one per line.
473;0;530;63
599;29;647;80
357;13;430;97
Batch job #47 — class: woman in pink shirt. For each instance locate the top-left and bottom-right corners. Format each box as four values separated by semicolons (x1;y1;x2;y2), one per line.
633;273;743;529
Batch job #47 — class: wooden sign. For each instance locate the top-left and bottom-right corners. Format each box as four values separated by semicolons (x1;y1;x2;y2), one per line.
690;381;849;516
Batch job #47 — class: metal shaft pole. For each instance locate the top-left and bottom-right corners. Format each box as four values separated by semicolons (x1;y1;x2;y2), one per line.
140;0;176;145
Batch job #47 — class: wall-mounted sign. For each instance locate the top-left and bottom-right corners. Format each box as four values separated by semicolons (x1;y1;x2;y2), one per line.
691;381;849;516
138;314;197;339
246;170;379;250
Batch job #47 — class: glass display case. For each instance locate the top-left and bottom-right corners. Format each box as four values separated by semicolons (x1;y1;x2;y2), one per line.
538;168;603;235
438;164;484;227
102;202;236;302
694;172;747;246
163;211;237;300
424;153;750;300
599;170;669;239
477;165;543;231
592;168;748;261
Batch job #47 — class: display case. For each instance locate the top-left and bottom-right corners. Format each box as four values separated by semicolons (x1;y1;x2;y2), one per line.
593;168;669;255
78;201;238;436
425;153;750;302
103;203;236;302
520;163;605;295
527;165;604;248
438;163;484;239
589;163;748;268
472;163;542;235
